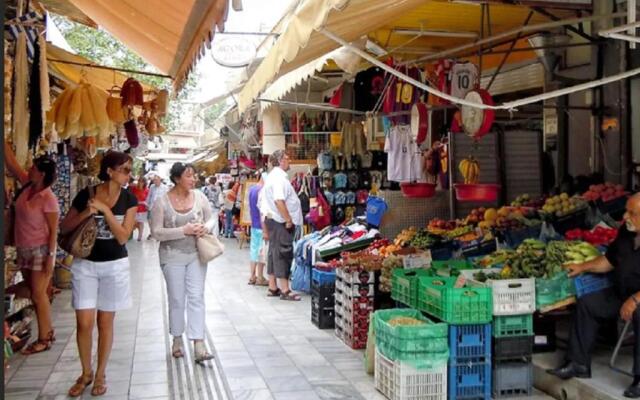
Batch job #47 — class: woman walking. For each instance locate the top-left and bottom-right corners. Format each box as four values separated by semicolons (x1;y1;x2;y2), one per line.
150;162;216;363
4;142;59;355
60;151;138;397
130;177;149;241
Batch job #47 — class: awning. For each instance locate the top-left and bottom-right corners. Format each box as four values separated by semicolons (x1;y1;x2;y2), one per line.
46;43;157;92
237;0;576;114
166;136;199;150
58;0;228;92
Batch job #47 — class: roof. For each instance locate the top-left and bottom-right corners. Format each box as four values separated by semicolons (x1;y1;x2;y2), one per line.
51;0;228;92
237;0;574;113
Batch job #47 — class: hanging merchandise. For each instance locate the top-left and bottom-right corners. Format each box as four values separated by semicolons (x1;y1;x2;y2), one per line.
28;38;43;150
461;88;495;139
450;62;479;99
120;77;144;108
48;83;112;139
13;31;29;168
155;89;169;117
124;119;140;148
410;102;429;146
432;59;454;106
366;195;388;228
354;66;385;112
38;36;50;114
106;94;126;125
5;41;14;145
383;64;423;124
340;122;366;160
384;125;423;183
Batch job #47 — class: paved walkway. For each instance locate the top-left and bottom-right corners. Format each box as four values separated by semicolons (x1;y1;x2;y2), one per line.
4;238;380;400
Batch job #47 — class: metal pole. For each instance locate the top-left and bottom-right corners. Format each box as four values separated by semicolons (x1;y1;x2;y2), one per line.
486;12;535;91
47;58;172;79
531;7;597;42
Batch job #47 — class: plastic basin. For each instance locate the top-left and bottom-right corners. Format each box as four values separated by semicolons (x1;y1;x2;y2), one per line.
454;184;500;202
400;183;436;198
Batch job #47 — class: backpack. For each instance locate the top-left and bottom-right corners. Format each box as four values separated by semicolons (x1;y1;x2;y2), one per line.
306;190;331;230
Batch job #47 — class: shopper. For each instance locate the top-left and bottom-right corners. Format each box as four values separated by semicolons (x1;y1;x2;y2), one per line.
145;174;168;239
548;193;640;398
130;177;149;241
222;182;236;238
61;151;138;397
150;162;216;363
248;172;268;286
202;176;222;236
4;142;59;355
261;150;303;301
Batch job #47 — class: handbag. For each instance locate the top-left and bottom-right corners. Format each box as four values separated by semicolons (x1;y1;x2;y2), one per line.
59;186;98;258
196;234;225;264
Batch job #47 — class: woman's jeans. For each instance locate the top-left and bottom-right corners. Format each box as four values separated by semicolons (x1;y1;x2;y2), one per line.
224;209;234;237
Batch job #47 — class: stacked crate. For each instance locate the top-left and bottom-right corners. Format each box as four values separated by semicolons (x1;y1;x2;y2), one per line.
373;309;449;400
334;267;375;349
311;268;336;329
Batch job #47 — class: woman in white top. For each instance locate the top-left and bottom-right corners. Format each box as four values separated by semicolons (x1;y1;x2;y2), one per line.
150;162;216;363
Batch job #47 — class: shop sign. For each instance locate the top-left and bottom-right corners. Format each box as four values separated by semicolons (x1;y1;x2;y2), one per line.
211;37;256;68
216;173;234;185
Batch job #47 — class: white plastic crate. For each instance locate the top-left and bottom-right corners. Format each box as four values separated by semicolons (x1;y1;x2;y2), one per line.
375;349;447;400
334;291;374;310
461;270;535;316
336;268;375;284
336;280;375;297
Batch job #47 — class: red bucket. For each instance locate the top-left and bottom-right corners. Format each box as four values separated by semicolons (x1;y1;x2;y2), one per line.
454;184;500;202
400;183;437;198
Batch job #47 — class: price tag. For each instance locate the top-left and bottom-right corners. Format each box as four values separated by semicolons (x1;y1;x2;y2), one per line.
403;253;432;270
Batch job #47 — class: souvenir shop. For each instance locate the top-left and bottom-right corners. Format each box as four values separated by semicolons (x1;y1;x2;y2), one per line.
232;0;640;399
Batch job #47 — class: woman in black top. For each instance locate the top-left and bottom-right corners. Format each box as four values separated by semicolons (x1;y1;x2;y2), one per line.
60;151;138;397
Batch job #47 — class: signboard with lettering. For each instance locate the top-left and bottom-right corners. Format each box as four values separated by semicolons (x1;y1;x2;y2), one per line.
211;37;257;68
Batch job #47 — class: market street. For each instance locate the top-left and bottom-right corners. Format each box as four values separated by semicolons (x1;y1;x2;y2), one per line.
4;238;383;400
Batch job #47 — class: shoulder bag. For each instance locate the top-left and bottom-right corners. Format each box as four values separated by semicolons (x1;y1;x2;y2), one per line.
196;195;225;264
59;186;98;258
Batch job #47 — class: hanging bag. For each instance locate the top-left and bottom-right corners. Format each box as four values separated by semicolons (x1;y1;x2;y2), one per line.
196;234;225;264
59;186;97;258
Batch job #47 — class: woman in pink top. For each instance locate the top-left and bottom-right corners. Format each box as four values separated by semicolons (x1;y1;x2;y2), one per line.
4;141;59;355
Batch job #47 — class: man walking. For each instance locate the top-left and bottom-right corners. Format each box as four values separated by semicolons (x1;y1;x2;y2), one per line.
261;150;302;301
202;176;222;236
145;174;168;240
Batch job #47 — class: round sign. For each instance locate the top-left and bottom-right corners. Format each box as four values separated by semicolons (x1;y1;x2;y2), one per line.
410;102;429;146
211;37;257;68
461;89;495;139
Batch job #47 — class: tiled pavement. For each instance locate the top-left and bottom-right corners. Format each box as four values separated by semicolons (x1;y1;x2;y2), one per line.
4;238;381;400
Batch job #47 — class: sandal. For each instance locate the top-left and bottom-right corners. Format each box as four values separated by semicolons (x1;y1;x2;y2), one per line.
172;341;184;358
256;277;269;286
248;276;257;285
280;291;301;301
267;288;281;297
91;375;107;396
68;372;93;397
195;351;215;364
21;339;52;355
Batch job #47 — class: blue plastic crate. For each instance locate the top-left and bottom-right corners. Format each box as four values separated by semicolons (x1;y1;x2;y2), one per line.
574;272;613;298
449;324;492;361
449;360;492;400
312;268;336;288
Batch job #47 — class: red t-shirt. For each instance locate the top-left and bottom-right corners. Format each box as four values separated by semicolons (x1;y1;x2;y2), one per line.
15;186;59;248
130;186;149;212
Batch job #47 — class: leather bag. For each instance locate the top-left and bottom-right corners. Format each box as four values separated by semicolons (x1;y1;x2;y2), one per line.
196;234;225;264
58;186;97;258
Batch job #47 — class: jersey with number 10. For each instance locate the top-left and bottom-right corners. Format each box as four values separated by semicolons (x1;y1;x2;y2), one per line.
450;63;478;99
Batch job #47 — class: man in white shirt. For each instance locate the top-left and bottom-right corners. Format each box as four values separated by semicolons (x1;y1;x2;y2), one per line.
260;150;303;301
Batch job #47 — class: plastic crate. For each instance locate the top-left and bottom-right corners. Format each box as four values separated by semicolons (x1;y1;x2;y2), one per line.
335;280;375;298
375;349;448;400
391;268;431;308
550;209;588;235
492;361;533;398
536;273;576;309
493;315;534;338
311;285;335;308
449;324;492;361
596;196;628;220
374;309;449;362
311;302;335;329
493;336;533;361
336;268;375;284
461;270;535;316
429;242;454;261
334;292;374;310
448;360;492;400
502;225;542;249
574;272;613;298
341;327;368;349
312;268;336;288
417;277;493;325
431;260;474;275
460;240;497;258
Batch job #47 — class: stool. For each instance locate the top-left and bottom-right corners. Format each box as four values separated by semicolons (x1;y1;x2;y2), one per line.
609;320;633;377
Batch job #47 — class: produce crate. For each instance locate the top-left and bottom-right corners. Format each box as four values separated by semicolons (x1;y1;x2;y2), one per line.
431;260;474;277
533;313;556;353
448;360;492;400
417;277;493;325
449;324;492;361
311;302;335;329
374;309;449;362
375;349;448;400
461;270;535;316
492;361;533;398
549;209;588;235
311;285;335;308
493;315;534;338
335;280;375;298
341;327;368;349
574;272;613;298
334;292;374;310
429;242;455;261
312;268;336;288
318;237;375;259
493;336;533;361
596;196;628;220
460;240;497;258
502;225;542;249
391;268;431;308
535;273;576;309
336;268;375;284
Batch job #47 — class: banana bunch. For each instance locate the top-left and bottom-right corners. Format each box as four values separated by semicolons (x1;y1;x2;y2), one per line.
48;83;113;140
459;157;480;184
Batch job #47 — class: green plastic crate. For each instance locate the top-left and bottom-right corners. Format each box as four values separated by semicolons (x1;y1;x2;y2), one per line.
417;276;493;324
536;273;576;309
391;268;431;308
430;260;474;277
374;309;449;362
493;314;534;338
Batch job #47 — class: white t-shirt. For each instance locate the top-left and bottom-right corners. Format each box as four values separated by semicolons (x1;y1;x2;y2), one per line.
451;62;478;99
260;167;303;226
384;125;423;182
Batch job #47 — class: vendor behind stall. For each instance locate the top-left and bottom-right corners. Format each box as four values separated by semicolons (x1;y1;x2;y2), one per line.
548;193;640;398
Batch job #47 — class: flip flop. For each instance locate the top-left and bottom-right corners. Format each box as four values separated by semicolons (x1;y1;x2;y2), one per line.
68;372;93;397
267;288;282;297
91;375;107;396
195;352;215;364
248;277;257;285
256;277;269;286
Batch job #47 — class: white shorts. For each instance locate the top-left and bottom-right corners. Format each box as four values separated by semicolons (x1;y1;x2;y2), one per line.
71;258;132;312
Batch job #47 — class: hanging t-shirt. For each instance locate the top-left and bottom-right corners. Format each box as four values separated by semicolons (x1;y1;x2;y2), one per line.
384;125;424;182
383;66;423;124
450;62;479;99
354;66;386;112
71;186;138;262
366;196;388;227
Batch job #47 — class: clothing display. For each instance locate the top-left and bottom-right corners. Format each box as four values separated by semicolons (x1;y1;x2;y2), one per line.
384;124;424;182
13;31;29;168
354;66;386;112
450;62;479;99
383;66;423;125
340;122;366;159
366;196;388;227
